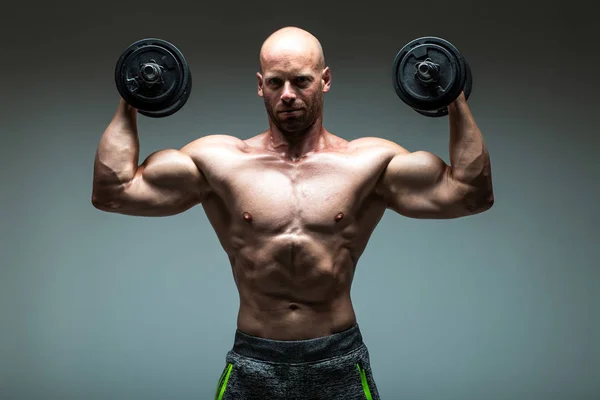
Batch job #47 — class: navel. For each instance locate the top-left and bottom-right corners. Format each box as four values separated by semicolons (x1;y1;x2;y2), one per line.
243;212;253;223
334;212;344;223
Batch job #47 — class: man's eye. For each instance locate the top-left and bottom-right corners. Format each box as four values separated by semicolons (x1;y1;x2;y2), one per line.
268;79;281;85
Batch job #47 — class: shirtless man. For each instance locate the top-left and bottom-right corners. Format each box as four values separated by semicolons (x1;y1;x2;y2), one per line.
92;26;493;400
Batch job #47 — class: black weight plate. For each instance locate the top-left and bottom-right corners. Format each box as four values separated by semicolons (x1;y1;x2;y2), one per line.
115;39;187;111
413;107;449;118
464;59;472;101
395;44;458;110
119;46;181;107
139;69;193;118
393;36;467;112
413;58;473;118
115;38;190;115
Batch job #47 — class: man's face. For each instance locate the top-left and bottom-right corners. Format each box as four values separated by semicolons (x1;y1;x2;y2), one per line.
257;53;330;136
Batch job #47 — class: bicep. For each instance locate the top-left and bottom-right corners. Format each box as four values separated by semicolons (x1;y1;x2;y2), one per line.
377;151;468;219
115;148;208;216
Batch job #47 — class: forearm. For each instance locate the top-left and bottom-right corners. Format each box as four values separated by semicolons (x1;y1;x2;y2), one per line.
447;93;494;207
92;99;140;198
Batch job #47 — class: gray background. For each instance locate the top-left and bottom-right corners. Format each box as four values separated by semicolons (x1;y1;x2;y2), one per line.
1;1;598;399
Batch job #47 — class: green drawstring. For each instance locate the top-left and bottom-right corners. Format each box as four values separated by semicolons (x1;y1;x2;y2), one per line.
356;363;373;400
215;363;234;400
215;362;372;399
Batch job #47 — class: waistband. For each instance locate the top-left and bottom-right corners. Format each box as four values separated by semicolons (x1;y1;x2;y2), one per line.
230;323;365;363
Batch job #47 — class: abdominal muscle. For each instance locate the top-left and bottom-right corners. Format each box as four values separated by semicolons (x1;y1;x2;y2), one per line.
231;231;358;340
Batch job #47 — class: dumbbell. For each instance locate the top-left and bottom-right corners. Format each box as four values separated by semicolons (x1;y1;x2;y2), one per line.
392;36;472;117
114;38;192;118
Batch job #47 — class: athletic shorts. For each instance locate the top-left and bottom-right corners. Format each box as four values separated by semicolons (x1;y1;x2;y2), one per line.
214;323;380;400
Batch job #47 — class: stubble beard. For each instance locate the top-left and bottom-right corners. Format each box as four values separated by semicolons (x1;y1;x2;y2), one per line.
265;92;324;138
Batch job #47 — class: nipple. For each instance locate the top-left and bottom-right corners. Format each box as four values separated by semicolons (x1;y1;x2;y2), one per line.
335;212;344;223
243;212;253;223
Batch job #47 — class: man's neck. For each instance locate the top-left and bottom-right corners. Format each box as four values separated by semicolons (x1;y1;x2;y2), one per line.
267;121;327;162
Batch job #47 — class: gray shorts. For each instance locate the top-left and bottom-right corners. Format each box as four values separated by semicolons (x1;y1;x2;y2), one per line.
214;323;380;400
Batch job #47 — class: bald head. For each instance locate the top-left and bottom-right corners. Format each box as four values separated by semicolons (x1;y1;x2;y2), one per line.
259;26;325;73
257;27;331;136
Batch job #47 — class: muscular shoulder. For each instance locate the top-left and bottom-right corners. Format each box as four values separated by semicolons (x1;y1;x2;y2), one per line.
347;136;410;158
175;134;250;181
182;134;247;154
350;137;445;176
180;134;250;162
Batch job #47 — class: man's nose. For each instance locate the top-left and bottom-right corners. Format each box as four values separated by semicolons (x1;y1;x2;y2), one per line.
280;82;296;103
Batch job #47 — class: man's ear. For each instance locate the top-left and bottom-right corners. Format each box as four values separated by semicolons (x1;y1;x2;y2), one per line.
256;72;264;97
321;67;331;93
